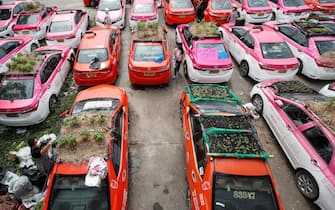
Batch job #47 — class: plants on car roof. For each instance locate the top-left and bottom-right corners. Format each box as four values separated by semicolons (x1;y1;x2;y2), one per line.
23;2;42;12
273;81;316;95
63;116;80;128
189;20;219;37
59;135;77;150
190;85;230;99
94;128;105;143
134;22;161;40
201;115;251;130
80;130;90;141
6;53;38;74
306;98;335;133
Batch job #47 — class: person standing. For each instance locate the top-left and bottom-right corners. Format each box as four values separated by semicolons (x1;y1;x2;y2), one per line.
173;47;183;79
230;5;240;24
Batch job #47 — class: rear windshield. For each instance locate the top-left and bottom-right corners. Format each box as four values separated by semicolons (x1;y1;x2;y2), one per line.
196;43;228;59
248;0;269;8
50;20;73;32
134;3;154;13
320;0;335;3
98;0;121;11
72;98;120;114
17;14;38;24
0;9;11;20
0;41;21;59
213;174;279;210
47;175;110;210
171;0;193;9
211;0;232;10
261;42;293;59
316;40;335;55
194;101;243;114
0;78;34;100
283;0;306;7
77;48;108;63
134;44;165;62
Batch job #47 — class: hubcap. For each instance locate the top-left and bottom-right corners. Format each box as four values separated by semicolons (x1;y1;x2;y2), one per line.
240;62;248;75
297;174;315;195
253;96;263;113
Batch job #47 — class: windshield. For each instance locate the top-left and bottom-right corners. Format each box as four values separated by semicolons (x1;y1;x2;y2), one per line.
283;0;306;7
196;43;228;60
0;9;11;20
213;174;278;210
248;0;269;8
98;0;121;11
171;0;193;9
211;0;232;10
50;21;72;32
320;0;335;3
77;48;108;63
316;40;335;56
261;42;293;59
17;14;38;24
47;175;110;210
0;78;34;100
72;98;120;114
134;44;165;62
194;101;243;114
134;3;154;13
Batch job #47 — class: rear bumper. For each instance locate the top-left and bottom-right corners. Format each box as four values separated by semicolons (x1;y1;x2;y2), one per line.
128;69;170;85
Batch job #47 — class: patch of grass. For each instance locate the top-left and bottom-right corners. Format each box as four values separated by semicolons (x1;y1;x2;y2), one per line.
59;135;77;150
93;129;104;143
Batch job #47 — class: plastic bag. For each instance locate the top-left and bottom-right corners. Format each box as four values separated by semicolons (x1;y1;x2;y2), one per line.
85;157;107;187
16;146;34;168
8;176;33;199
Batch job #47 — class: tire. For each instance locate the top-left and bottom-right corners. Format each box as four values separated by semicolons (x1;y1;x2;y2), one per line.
31;43;38;52
252;94;263;114
297;59;303;75
186;187;191;210
295;170;319;201
271;12;276;21
183;62;189;80
239;61;249;77
49;95;57;113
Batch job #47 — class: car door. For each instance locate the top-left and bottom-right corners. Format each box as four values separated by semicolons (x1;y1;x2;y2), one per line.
225;28;247;63
40;53;63;96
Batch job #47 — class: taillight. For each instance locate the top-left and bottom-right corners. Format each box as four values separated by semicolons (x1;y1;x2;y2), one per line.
99;67;111;74
315;59;335;68
259;64;277;71
65;34;76;39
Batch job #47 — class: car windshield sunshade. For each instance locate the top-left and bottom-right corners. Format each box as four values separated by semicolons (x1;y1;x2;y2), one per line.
171;0;193;9
48;175;110;210
72;98;120;114
283;0;306;7
196;43;228;60
211;0;232;10
50;20;73;32
134;44;165;62
261;42;293;59
248;0;269;8
200;115;253;130
77;48;108;63
134;3;154;13
0;78;34;100
98;0;121;11
0;9;11;20
213;174;279;210
17;14;38;24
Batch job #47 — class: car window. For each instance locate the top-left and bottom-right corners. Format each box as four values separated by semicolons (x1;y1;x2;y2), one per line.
241;33;254;49
171;0;193;9
98;0;121;11
109;30;118;52
182;27;192;47
13;4;23;15
0;78;35;100
278;26;308;47
269;0;278;3
0;9;12;20
0;41;20;55
50;20;73;32
40;53;61;84
189;108;207;177
320;0;335;3
46;7;53;13
260;42;293;59
211;0;232;10
17;14;38;24
232;28;246;39
74;11;83;24
213;174;279;210
134;3;154;13
315;40;335;56
302;126;333;164
77;48;108;63
41;9;47;19
281;102;312;126
72;98;120;114
134;44;165;62
283;0;306;7
112;108;123;177
248;0;269;8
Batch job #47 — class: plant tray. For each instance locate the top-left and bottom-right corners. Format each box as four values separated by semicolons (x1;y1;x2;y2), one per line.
272;81;316;96
203;128;269;159
6;53;44;76
186;84;242;104
200;115;252;130
132;22;163;42
294;21;335;37
56;113;113;163
189;21;220;38
305;100;335;133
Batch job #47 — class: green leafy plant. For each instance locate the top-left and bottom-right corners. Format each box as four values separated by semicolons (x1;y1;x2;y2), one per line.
6;53;37;73
93;129;104;142
63;116;80;128
89;115;96;125
60;135;77;150
80;130;90;141
24;2;42;12
97;114;106;124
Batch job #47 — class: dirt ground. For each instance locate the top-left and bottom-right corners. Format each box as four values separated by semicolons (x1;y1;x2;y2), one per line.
3;0;331;209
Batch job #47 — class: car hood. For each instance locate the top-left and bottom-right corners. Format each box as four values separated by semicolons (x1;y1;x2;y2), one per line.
194;48;232;67
74;61;110;72
96;10;122;21
0;20;10;28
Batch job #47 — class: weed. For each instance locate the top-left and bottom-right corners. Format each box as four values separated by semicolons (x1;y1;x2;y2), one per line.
80;130;90;141
94;129;104;142
60;135;77;150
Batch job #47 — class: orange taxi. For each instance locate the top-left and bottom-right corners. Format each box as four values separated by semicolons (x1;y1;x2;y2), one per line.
73;26;121;86
180;84;284;210
43;85;128;210
162;0;195;25
128;23;170;85
203;0;233;25
305;0;335;14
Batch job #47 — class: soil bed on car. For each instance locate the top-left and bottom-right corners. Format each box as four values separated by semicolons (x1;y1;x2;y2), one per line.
306;100;335;133
200;115;252;130
273;80;316;96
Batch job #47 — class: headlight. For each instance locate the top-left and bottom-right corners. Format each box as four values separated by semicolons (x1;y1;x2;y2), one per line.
0;26;8;32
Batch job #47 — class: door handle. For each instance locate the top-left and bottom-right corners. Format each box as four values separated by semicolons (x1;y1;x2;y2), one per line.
311;159;319;167
287;125;291;130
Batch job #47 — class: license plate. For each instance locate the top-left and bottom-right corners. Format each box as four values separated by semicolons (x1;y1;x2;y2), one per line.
278;70;287;74
258;13;264;16
87;73;96;78
179;15;186;18
140;20;146;22
23;31;29;34
295;12;301;16
209;70;220;74
57;39;64;43
144;72;155;76
6;113;18;117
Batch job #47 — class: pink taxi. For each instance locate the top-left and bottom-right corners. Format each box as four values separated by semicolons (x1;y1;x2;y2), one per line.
95;0;126;29
319;82;335;97
129;0;159;29
0;0;33;37
13;5;58;41
250;79;335;210
264;20;335;80
268;0;310;22
0;36;39;74
0;45;74;126
176;23;233;83
231;0;273;23
219;23;299;81
46;9;89;48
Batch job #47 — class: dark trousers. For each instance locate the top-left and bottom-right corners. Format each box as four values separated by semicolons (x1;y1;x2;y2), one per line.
174;61;181;76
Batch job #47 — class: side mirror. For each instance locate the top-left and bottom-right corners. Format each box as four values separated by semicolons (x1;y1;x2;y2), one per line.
199;167;204;176
186;106;190;114
275;99;284;107
13;13;18;18
60;110;69;117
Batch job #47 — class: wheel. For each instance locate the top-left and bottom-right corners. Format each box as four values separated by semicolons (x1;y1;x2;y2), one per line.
239;61;249;77
31;43;38;52
183;62;189;80
251;94;263;114
185;187;191;210
49;95;57;113
295;170;319;201
271;12;276;21
297;59;303;75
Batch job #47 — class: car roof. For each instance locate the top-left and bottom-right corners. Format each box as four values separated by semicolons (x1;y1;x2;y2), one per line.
52;10;77;21
242;25;284;42
79;28;111;49
134;0;154;4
